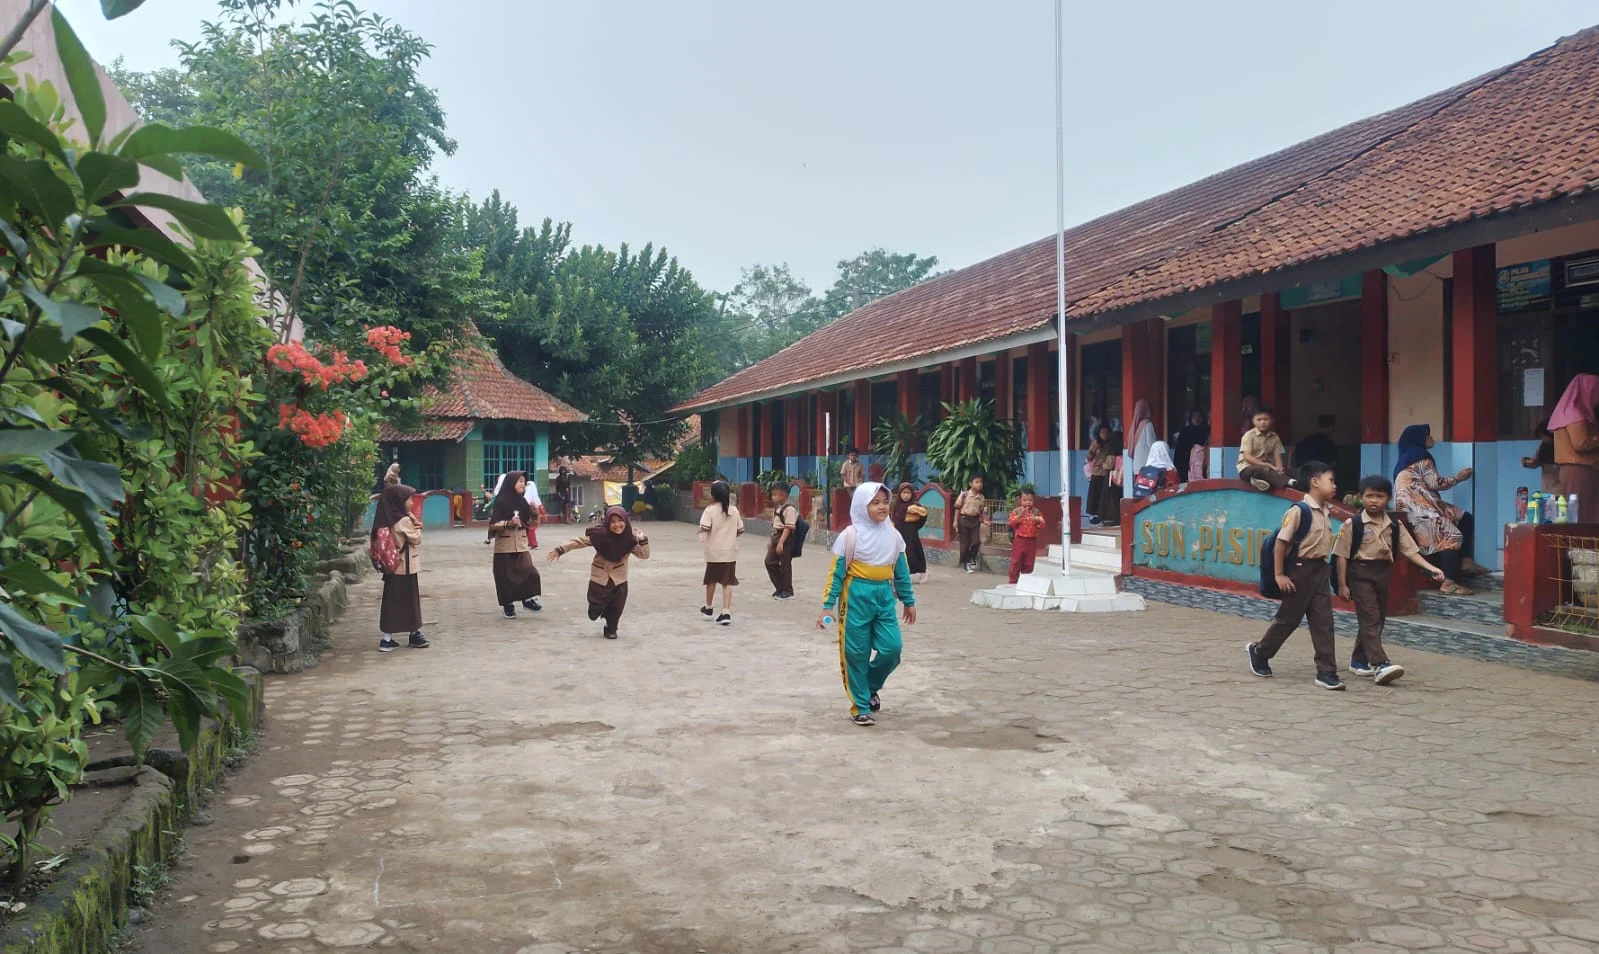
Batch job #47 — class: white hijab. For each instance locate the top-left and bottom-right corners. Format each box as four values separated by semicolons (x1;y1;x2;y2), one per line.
491;471;542;507
1146;441;1176;471
834;482;905;566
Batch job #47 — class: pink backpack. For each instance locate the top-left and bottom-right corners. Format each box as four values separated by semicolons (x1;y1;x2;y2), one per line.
369;526;404;574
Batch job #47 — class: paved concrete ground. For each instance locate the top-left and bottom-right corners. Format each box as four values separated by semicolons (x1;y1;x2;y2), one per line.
130;523;1599;954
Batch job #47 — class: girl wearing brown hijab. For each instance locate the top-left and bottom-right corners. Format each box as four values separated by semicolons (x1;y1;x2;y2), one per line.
489;471;543;618
372;483;428;652
890;482;929;583
548;505;651;639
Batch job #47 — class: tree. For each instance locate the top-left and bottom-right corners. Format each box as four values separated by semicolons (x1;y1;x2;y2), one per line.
709;263;822;373
820;248;945;320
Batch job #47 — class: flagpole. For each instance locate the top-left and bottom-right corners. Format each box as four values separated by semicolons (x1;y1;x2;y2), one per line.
1054;0;1072;574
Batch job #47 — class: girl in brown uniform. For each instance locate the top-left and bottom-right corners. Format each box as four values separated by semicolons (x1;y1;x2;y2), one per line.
488;471;543;618
548;505;650;639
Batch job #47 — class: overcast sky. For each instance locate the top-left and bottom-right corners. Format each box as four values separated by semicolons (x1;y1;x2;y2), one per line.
62;0;1599;293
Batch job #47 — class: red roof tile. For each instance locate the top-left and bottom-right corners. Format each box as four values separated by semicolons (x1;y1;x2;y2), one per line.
378;419;473;443
676;27;1599;413
389;324;587;436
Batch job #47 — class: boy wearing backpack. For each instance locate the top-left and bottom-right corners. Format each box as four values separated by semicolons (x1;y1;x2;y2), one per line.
1333;475;1448;685
1247;461;1342;689
765;484;799;600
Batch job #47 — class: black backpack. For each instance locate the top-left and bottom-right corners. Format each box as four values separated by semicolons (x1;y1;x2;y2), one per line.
1329;514;1400;593
790;508;811;558
1258;502;1313;599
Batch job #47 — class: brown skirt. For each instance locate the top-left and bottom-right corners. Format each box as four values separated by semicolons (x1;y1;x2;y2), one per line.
493;552;541;605
703;562;739;586
379;573;422;635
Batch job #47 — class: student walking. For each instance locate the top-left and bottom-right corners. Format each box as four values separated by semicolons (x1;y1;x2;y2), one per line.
1334;475;1448;685
765;484;799;599
817;483;917;726
891;482;930;583
488;471;543;618
548;506;650;639
371;483;428;652
1246;461;1343;690
841;448;866;490
1238;407;1291;492
698;480;744;625
1007;486;1047;584
954;475;989;573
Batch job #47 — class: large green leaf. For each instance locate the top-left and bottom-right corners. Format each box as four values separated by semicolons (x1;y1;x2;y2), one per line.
0;155;77;224
107;193;243;242
0;560;80;603
129;614;181;656
0;219;29;261
51;9;107;147
0;426;76;458
0;601;67;674
22;283;103;341
165;686;202;754
210;668;252;724
133;274;186;318
121;678;165;757
119;124;266;169
40;445;124;512
0;101;69;165
76;151;140;203
1;465;115;561
79;326;172;407
101;0;149;20
76;260;171;358
134;153;185;182
0;656;19;709
85;221;196;276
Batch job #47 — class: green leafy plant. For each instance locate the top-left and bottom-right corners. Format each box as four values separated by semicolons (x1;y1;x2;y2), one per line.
669;442;716;485
871;414;925;487
755;469;789;491
926;399;1024;498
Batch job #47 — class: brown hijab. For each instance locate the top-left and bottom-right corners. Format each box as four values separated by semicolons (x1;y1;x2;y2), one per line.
372;484;415;540
490;471;532;524
587;505;641;562
890;482;916;524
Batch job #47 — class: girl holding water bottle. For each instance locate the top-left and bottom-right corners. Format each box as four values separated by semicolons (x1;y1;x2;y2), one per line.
816;483;917;726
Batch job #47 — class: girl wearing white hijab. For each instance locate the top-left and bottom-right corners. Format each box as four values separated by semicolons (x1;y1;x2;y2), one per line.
1132;440;1180;499
816;482;918;726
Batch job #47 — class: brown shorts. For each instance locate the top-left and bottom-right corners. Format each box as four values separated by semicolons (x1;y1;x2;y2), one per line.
703;562;739;586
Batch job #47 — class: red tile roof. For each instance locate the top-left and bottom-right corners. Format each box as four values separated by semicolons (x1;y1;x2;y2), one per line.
381;324;586;441
676;26;1599;413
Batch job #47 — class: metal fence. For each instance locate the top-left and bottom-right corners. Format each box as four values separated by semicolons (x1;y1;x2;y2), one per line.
1538;532;1599;636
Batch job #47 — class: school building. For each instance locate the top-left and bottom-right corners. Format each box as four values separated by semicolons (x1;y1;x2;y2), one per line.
675;24;1599;577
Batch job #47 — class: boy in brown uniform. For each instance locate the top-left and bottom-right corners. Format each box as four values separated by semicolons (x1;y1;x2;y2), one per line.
1334;475;1447;685
1247;461;1344;690
765;485;798;600
954;475;989;573
1238;408;1291;492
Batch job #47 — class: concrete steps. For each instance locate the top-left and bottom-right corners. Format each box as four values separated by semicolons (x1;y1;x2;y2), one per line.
972;531;1144;613
1416;589;1505;628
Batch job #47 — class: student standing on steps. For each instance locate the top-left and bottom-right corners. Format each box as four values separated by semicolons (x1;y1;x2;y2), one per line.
372;483;428;653
1334;474;1448;685
1247;461;1342;690
488;471;543;618
698;480;744;625
817;483;917;727
548;506;650;640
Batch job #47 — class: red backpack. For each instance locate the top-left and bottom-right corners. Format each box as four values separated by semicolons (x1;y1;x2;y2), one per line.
369;526;405;574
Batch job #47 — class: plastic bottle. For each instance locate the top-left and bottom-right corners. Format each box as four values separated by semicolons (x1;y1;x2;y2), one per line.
1528;495;1541;525
1570;493;1581;524
820;612;835;628
1556;495;1569;522
1516;486;1529;523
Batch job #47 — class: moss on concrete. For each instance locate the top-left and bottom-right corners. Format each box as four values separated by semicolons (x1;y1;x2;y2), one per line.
0;666;266;954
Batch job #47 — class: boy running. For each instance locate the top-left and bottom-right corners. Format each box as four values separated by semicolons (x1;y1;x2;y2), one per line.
1007;486;1047;584
1247;461;1342;689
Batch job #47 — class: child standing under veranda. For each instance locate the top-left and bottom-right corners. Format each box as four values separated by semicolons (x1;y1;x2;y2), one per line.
1334;475;1447;685
698;480;744;626
1247;461;1343;690
1007;485;1047;584
548;505;650;640
818;483;917;727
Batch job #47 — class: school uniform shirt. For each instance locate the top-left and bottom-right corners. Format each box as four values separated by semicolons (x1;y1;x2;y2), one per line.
491;520;530;555
389;515;421;575
1332;511;1422;563
556;535;651;585
1554;419;1599;467
841;460;866;487
1237;428;1285;474
1008;507;1045;539
770;503;798;537
955;491;986;518
1278;497;1333;560
698;505;744;562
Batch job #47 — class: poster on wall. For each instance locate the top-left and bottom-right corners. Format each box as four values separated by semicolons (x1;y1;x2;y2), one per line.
1524;368;1545;407
1497;260;1552;314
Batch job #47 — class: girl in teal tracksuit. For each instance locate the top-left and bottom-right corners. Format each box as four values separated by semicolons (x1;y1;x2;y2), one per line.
816;482;917;726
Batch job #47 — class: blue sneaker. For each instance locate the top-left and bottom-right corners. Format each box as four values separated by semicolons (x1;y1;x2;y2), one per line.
1315;671;1346;691
1246;642;1272;678
1349;659;1377;676
1372;662;1405;685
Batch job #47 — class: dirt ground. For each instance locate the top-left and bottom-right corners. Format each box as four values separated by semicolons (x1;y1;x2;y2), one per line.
127;522;1599;953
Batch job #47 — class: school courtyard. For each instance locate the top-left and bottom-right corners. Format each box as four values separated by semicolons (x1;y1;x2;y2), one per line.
127;524;1599;954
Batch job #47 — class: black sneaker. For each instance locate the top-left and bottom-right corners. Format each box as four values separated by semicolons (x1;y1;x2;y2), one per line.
502;605;517;619
1315;671;1346;691
408;632;430;649
774;593;794;601
1349;658;1377;676
852;713;875;727
603;628;618;640
716;613;731;626
523;598;542;613
1246;642;1272;678
378;637;399;653
869;692;881;712
700;605;714;618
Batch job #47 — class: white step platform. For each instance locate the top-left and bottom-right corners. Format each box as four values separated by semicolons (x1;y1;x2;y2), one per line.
971;536;1146;613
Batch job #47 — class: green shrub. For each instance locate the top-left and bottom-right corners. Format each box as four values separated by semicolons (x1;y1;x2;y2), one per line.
926;399;1024;497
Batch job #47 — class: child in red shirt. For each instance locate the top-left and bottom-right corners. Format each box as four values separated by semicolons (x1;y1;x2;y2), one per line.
1007;486;1047;584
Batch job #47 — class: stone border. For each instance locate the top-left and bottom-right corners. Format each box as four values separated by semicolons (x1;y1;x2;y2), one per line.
236;546;368;675
0;667;267;954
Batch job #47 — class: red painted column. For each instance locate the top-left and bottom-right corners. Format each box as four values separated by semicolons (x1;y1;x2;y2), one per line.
1259;292;1291;438
1063;334;1080;450
812;393;827;456
1451;246;1498;443
1121;319;1163;442
958;356;978;402
1360;271;1390;445
897;370;918;420
758;402;773;461
994;354;1012;419
853;380;872;451
1027;341;1051;452
1210;301;1243;452
784;397;801;458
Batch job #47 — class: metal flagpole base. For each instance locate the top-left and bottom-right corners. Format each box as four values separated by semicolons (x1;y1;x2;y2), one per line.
970;545;1147;613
